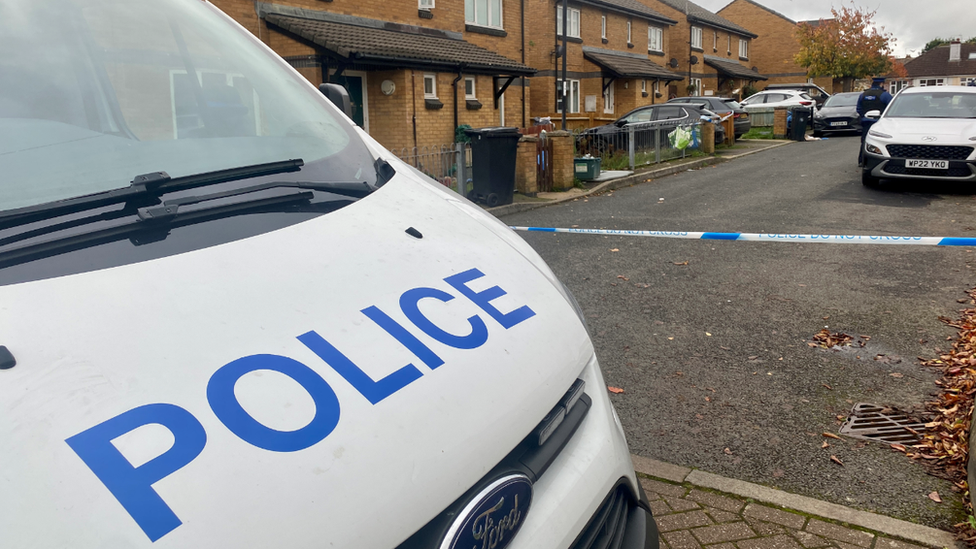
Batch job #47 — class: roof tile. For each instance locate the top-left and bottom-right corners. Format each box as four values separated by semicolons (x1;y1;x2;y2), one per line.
655;0;757;37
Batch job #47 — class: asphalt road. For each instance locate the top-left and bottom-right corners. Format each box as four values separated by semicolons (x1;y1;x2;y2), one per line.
504;136;976;530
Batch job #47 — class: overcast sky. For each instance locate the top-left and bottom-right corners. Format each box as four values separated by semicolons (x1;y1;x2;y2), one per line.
700;0;973;58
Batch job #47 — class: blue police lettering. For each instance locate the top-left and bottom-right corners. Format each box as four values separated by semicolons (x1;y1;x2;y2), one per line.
65;403;207;542
207;354;341;451
297;330;423;404
65;267;533;541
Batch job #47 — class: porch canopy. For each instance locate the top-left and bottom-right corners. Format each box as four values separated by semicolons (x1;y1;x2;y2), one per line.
703;55;767;81
262;7;535;78
583;47;684;82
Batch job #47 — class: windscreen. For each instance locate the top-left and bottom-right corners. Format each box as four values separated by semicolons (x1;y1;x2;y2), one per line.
0;0;376;211
885;91;976;119
823;94;859;108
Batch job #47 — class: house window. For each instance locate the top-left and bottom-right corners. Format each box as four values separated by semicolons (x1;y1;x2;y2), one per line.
601;15;606;39
889;80;909;94
641;79;647;93
713;31;717;51
654;80;660;94
691;26;702;50
627;20;632;43
465;0;502;28
603;78;615;113
648;26;663;52
424;74;437;98
419;0;434;8
464;77;476;99
966;77;976;86
690;77;701;96
556;6;580;38
557;79;580;113
739;39;748;59
727;34;731;54
919;78;944;87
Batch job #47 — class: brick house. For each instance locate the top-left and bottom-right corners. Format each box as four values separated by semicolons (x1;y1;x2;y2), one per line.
525;0;683;126
887;41;976;94
716;0;833;94
643;0;765;100
210;0;535;151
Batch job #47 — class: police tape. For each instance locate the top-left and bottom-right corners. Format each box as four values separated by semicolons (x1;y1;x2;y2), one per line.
509;227;976;247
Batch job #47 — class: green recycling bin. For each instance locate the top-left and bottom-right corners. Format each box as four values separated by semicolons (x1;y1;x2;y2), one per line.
574;157;602;180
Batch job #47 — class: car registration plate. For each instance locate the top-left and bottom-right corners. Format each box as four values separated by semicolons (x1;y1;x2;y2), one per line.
906;159;949;169
829;121;847;126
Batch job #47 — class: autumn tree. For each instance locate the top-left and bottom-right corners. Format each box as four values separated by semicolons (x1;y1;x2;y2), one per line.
794;3;895;92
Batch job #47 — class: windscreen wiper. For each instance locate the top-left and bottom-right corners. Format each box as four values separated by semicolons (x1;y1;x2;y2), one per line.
136;180;372;222
0;190;317;268
0;159;305;230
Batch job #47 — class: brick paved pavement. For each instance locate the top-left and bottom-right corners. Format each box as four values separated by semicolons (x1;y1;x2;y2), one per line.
640;476;946;549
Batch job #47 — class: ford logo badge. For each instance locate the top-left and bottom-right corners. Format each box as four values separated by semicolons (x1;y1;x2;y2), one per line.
921;136;937;142
439;474;533;549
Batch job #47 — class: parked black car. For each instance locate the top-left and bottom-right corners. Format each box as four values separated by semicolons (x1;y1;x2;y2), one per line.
666;96;751;138
811;92;862;137
579;104;725;156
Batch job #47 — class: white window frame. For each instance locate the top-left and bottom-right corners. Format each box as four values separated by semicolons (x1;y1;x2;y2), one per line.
424;74;437;98
713;31;717;51
641;79;647;93
557;79;580;113
690;77;702;97
465;0;503;29
691;26;702;49
627;20;632;44
919;78;945;87
601;15;606;40
727;34;731;55
648;26;663;53
654;80;660;94
739;39;748;59
464;76;476;99
556;6;580;38
603;78;615;114
419;0;434;8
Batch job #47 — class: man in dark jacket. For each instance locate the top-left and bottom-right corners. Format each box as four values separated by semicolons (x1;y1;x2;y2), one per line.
856;77;893;165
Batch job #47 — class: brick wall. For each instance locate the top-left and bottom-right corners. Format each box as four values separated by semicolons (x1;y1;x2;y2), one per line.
716;0;833;93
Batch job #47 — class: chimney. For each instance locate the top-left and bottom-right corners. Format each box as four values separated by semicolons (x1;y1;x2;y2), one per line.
950;39;961;62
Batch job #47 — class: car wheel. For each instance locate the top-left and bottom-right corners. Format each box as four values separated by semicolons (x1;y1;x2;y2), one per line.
861;168;880;187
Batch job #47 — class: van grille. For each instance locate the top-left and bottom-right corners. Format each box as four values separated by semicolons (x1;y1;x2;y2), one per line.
886;145;973;160
569;485;633;549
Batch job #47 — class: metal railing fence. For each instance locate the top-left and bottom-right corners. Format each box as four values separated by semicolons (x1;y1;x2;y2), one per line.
573;122;703;171
393;143;472;196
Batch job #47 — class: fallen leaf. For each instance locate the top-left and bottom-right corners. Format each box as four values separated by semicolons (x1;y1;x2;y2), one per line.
720;346;731;351
672;261;689;266
891;444;907;453
705;332;712;336
667;337;674;341
928;491;942;503
607;386;625;394
821;441;830;449
723;447;733;455
610;248;619;252
830;455;844;466
705;396;712;402
617;275;629;281
748;355;759;360
822;383;833;390
823;432;842;440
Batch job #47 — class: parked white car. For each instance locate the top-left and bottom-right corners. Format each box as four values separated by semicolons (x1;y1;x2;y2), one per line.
0;1;660;548
862;85;976;186
740;89;817;110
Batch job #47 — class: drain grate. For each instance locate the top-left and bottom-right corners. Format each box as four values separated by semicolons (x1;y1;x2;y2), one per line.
838;403;927;445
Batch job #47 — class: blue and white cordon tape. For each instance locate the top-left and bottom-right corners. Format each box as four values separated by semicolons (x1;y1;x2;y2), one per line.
510;227;976;247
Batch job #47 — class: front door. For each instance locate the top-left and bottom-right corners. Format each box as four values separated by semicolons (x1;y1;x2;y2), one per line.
329;70;368;130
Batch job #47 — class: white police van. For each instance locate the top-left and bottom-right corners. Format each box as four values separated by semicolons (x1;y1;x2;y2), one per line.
0;1;659;547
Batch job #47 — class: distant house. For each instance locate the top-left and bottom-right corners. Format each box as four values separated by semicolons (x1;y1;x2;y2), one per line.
887;40;976;94
717;0;834;94
644;0;765;100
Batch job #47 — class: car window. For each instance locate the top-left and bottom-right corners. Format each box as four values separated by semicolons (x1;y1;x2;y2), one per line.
886;91;976;119
653;106;685;121
823;94;859;107
621;109;653;123
762;94;784;103
722;100;742;109
800;93;814;101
